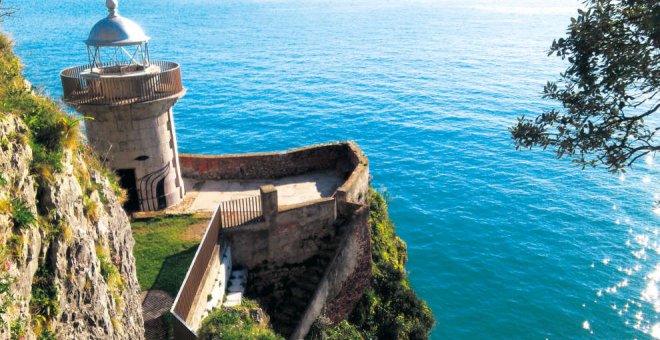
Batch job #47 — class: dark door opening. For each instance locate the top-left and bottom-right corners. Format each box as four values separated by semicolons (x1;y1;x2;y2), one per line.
117;169;140;212
156;178;166;210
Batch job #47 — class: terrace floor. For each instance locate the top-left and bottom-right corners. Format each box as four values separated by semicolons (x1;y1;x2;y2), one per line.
172;169;344;213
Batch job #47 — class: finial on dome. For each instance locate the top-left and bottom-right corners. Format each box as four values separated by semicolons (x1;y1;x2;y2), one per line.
106;0;118;17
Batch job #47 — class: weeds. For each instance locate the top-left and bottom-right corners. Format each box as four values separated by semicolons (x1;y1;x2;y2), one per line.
10;198;35;229
30;264;59;336
83;195;99;223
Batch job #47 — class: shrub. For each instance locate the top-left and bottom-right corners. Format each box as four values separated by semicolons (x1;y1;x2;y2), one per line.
198;302;283;340
10;198;35;229
348;188;434;340
308;319;363;340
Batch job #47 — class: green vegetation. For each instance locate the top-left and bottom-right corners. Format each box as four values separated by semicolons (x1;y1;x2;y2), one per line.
131;214;205;295
30;264;59;337
95;243;126;321
9;198;35;229
0;31;129;338
9;316;25;340
0;273;14;327
347;188;434;339
308;320;363;340
511;0;659;172
0;33;73;181
198;298;283;340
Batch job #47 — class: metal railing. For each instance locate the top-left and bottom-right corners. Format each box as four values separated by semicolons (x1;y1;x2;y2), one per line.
219;195;263;228
171;194;264;337
60;60;183;106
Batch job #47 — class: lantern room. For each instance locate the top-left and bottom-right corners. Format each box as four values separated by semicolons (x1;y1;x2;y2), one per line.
85;0;151;73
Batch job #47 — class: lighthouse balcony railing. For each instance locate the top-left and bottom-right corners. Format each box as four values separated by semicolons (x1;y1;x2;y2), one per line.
60;60;183;106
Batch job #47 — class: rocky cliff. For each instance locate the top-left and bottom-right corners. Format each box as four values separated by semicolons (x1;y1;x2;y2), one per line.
0;33;144;339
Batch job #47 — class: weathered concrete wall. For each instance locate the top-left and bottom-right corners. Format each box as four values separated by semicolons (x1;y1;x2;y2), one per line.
270;199;337;264
179;142;361;181
334;143;369;217
222;226;269;270
292;204;372;339
79;96;185;211
222;198;336;269
186;245;232;331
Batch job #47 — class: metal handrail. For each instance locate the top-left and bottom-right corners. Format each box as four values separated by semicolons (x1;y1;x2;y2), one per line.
60;60;183;106
218;195;264;228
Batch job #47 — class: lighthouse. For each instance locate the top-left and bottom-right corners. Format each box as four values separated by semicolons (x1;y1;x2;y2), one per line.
61;0;185;212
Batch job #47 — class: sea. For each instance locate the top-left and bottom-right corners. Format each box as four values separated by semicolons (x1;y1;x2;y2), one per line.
3;0;659;338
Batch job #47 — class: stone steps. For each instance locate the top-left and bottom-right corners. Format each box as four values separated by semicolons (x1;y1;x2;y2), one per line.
223;269;247;307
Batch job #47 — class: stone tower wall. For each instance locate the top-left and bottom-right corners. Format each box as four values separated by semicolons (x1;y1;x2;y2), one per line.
78;97;185;211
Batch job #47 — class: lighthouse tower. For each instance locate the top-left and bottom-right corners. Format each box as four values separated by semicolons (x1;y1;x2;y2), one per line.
61;0;185;212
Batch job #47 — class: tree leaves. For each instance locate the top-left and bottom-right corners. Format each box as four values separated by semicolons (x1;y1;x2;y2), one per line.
511;0;659;172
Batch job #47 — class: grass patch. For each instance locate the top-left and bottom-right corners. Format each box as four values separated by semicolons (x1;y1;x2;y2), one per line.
131;214;206;296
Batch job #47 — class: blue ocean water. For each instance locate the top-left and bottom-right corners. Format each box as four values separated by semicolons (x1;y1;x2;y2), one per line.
3;0;659;338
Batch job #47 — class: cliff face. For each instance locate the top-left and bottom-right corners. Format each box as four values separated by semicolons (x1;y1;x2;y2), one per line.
0;33;144;339
0;115;144;339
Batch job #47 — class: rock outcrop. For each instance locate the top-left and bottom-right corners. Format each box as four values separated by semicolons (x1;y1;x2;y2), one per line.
0;115;144;339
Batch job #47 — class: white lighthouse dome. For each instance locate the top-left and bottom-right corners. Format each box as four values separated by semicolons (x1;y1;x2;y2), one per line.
85;0;149;46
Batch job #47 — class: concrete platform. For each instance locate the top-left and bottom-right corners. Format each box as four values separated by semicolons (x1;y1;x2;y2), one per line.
179;170;343;213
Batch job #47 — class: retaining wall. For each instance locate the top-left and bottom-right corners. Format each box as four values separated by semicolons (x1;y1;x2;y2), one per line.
171;142;371;339
291;204;372;339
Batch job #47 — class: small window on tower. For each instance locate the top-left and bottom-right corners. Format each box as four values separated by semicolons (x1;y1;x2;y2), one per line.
135;155;149;161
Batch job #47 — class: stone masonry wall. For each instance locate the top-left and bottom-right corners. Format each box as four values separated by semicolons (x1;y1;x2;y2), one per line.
222;198;336;269
179;142;357;180
291;204;372;339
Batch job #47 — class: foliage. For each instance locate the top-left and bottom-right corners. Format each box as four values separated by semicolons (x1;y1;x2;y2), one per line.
30;264;59;336
6;234;23;261
131;214;205;295
348;188;434;340
307;319;364;340
95;244;125;320
10;316;25;340
0;30;127;338
511;0;659;172
95;245;124;290
198;300;283;340
9;198;35;229
83;195;100;223
0;273;14;327
0;33;114;190
37;330;57;340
